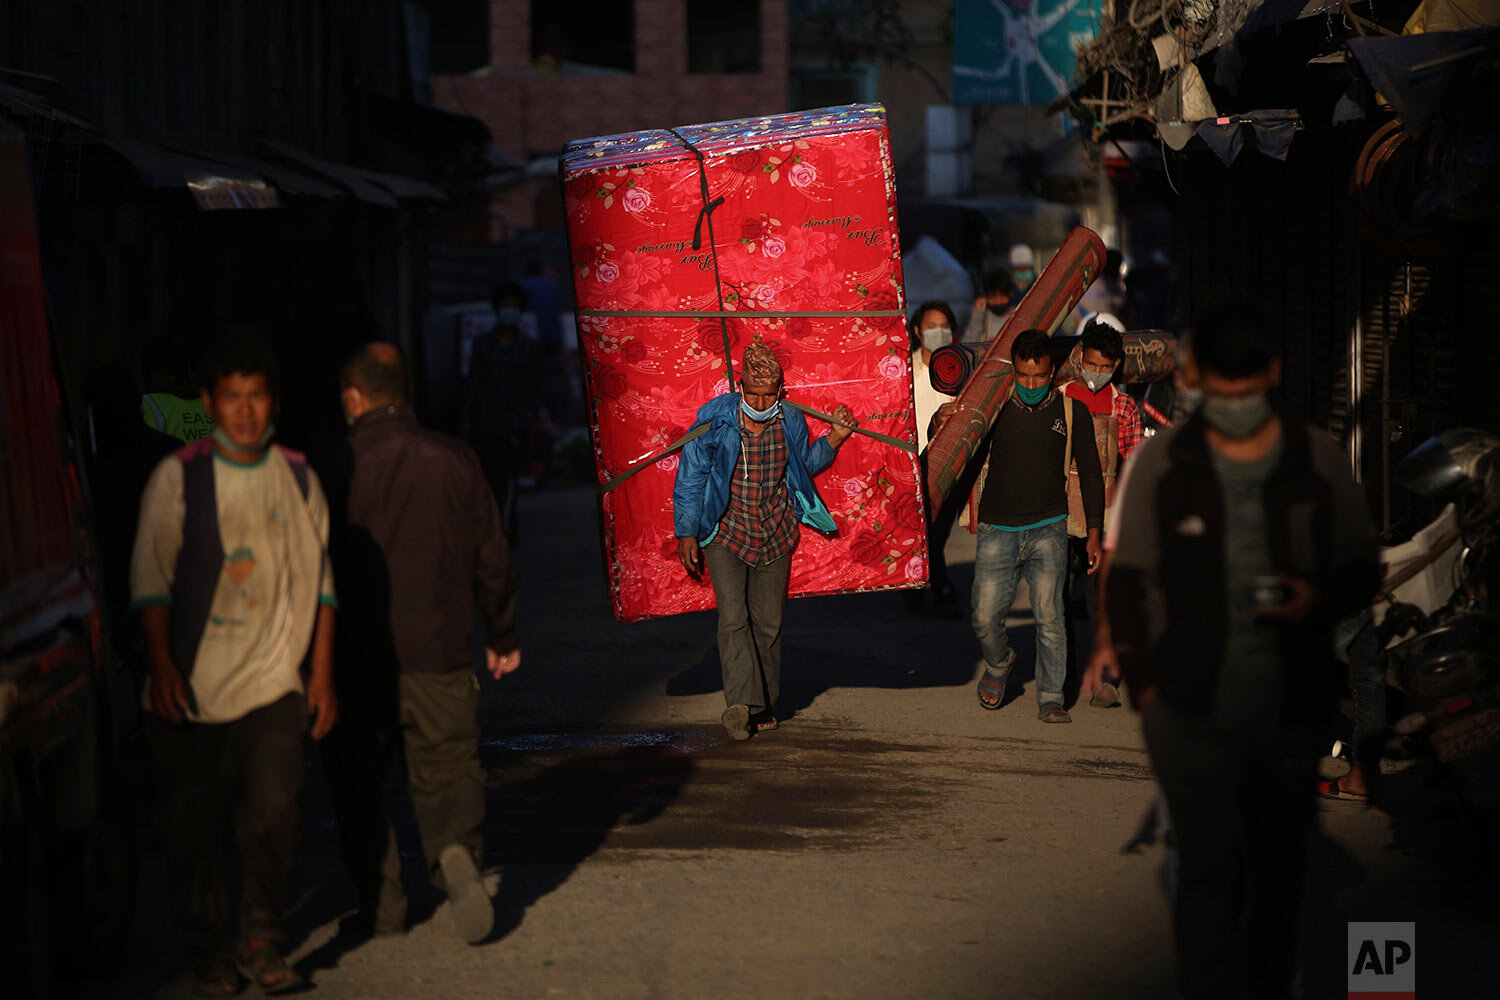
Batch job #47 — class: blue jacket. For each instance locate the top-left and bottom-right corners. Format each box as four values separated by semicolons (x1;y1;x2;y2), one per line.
672;394;838;542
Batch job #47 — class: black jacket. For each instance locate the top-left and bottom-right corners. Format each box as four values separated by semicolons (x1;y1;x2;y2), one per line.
1106;405;1378;724
338;405;517;673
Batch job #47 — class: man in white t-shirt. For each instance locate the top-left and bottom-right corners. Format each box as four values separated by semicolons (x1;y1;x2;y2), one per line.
131;331;337;996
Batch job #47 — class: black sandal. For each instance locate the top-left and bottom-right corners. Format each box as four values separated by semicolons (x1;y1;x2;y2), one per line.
977;668;1008;709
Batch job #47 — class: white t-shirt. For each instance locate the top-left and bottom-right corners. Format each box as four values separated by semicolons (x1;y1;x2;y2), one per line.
131;447;336;723
912;353;955;453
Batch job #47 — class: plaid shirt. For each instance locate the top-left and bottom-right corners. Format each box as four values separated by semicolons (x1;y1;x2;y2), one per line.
717;413;799;565
1065;382;1146;465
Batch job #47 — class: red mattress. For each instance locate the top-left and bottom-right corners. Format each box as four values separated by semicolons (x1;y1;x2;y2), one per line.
561;104;927;622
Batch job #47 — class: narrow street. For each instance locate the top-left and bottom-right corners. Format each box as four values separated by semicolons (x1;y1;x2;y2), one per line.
78;487;1496;999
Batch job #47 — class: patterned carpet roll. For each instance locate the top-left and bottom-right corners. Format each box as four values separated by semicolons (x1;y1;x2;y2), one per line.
923;226;1106;513
928;342;979;395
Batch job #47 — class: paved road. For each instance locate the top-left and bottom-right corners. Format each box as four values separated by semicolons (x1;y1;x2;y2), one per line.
73;487;1496;999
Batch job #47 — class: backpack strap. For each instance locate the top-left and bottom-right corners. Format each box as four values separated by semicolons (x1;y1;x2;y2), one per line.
1063;394;1074;485
170;440;223;678
277;445;311;501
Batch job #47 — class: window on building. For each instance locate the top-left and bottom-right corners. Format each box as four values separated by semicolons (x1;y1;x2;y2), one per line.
531;0;634;74
687;0;761;74
428;0;490;75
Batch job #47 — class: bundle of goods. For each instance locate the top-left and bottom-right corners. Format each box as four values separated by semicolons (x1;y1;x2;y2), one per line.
561;104;928;622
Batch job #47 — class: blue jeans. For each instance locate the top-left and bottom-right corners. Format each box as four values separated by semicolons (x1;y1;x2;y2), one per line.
972;519;1069;706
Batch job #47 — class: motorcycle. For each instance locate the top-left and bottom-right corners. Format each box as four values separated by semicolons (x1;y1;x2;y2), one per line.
1381;429;1500;838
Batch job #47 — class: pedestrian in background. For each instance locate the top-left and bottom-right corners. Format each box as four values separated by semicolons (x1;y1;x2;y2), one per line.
465;280;542;545
131;331;338;996
1107;303;1378;998
673;337;859;740
963;266;1014;343
327;342;520;944
907;301;963;618
1007;242;1036;297
1061;316;1145;708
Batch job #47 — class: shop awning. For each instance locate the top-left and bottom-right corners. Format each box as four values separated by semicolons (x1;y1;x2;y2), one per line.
195;148;345;199
104;139;279;209
258;139;399;207
0;81;92;131
351;166;448;203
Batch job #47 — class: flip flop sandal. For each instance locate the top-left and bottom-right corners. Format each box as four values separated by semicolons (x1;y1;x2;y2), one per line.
237;943;303;996
1317;778;1368;801
751;712;779;732
1038;702;1072;724
976;668;1009;710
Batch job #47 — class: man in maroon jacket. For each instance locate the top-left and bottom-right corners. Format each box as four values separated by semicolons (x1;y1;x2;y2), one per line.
324;342;520;945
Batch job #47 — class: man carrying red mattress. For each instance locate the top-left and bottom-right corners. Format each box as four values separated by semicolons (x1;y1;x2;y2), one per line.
674;336;860;740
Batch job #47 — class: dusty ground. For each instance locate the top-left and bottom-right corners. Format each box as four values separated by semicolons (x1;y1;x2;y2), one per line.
69;487;1498;999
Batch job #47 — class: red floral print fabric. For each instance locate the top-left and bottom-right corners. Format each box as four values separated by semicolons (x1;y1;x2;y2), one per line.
561;104;928;621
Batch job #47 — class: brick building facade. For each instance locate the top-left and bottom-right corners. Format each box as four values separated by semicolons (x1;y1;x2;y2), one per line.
434;0;789;235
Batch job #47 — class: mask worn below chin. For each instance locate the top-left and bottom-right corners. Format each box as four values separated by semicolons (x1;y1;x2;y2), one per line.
921;327;953;351
212;422;276;453
1202;392;1272;438
1080;367;1115;393
495;306;522;327
1015;382;1051;406
740;398;781;422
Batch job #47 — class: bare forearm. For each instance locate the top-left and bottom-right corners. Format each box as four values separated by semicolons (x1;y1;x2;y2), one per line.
141;604;174;674
309;603;336;682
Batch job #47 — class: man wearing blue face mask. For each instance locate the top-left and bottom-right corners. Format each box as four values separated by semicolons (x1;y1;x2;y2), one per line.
673;337;859;740
1106;304;1377;999
465;280;542;546
933;329;1105;723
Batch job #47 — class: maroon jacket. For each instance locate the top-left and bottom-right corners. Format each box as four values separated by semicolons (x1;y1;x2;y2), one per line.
342;405;517;672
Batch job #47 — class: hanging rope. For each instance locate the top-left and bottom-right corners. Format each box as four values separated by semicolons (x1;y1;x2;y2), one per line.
666;127;735;390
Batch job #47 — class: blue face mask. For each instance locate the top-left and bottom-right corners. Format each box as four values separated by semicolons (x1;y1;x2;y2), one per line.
1015;382;1050;406
740;397;781;422
496;306;522;327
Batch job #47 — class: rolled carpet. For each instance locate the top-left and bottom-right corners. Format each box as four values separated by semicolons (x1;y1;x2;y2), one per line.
923;226;1107;513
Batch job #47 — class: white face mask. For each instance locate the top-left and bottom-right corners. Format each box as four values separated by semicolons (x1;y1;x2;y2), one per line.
921;327;953;351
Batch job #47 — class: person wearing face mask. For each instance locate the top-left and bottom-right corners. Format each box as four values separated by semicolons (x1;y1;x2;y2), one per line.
1008;242;1037;298
1060;316;1145;708
932;329;1105;723
1106;304;1378;1000
907;302;963;617
673;337;859;739
465;280;542;547
1082;332;1202;709
963;266;1015;343
131;331;338;996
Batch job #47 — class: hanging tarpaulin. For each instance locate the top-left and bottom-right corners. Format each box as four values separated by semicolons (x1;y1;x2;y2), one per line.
954;0;1106;106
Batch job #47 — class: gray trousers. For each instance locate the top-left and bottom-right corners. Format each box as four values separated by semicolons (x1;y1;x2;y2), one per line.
704;541;791;714
148;692;306;964
324;669;485;925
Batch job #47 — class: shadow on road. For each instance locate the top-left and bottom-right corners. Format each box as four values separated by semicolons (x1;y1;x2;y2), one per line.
481;741;696;939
